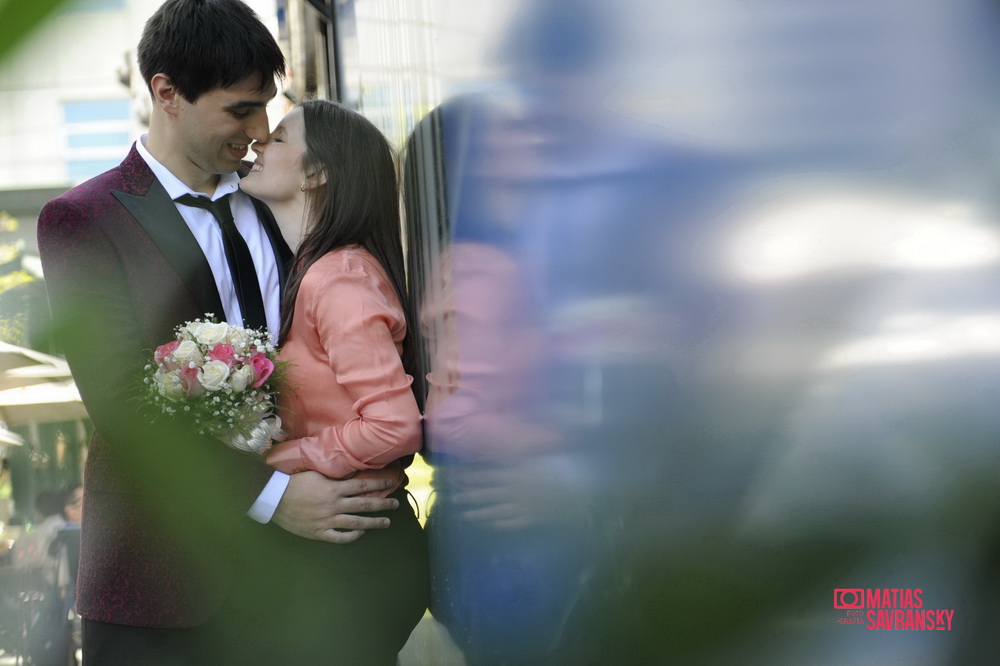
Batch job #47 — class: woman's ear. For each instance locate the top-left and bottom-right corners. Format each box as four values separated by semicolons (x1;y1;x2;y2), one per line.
304;168;328;190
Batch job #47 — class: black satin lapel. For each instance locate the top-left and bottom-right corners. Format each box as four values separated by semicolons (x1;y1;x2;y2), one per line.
112;179;226;318
251;197;294;290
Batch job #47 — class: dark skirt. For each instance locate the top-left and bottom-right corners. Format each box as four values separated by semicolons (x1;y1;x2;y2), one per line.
223;488;430;666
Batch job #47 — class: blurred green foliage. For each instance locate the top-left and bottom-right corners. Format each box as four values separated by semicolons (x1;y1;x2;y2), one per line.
0;212;34;346
0;0;72;64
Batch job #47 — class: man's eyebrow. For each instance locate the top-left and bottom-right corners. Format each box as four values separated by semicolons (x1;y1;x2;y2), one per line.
223;100;268;111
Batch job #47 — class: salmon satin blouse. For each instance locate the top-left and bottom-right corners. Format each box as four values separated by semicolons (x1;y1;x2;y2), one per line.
266;246;422;497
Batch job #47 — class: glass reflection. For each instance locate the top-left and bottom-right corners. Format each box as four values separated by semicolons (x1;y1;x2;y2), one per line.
401;0;1000;662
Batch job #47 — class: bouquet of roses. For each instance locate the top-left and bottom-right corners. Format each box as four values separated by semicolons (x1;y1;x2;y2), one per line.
141;316;285;454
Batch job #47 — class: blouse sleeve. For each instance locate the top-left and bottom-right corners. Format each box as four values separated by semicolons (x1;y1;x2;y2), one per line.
266;266;422;478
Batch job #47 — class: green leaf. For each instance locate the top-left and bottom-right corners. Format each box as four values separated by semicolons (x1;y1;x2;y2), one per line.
0;0;72;63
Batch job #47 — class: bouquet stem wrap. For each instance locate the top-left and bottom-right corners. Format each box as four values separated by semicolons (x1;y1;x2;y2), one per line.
224;414;285;455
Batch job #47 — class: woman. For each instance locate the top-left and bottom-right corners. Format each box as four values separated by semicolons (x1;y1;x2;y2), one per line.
239;100;428;665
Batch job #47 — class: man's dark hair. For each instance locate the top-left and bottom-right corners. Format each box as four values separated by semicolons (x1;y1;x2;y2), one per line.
58;484;83;519
137;0;285;102
34;490;61;518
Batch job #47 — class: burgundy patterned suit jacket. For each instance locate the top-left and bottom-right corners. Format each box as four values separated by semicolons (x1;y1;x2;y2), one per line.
37;144;292;628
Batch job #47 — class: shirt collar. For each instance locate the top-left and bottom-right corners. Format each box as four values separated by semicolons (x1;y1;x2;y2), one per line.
136;134;242;202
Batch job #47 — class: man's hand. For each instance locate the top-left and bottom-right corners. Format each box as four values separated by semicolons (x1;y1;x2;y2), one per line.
272;471;399;544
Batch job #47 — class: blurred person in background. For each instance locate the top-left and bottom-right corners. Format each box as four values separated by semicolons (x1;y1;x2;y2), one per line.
44;485;84;666
49;484;82;593
11;490;65;578
14;490;75;666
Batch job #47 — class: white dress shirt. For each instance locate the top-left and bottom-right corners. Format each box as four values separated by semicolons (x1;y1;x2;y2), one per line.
136;136;289;522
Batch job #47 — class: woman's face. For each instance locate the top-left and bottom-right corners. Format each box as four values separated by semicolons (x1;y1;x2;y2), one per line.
240;106;310;203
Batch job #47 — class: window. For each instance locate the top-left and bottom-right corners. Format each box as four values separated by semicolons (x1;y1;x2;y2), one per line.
65;0;126;13
62;99;132;183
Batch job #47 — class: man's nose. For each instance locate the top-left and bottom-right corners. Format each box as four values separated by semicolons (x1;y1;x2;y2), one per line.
245;109;270;143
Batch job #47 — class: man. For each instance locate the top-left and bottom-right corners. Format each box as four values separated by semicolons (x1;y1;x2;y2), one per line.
49;485;82;591
11;490;65;576
36;1;398;663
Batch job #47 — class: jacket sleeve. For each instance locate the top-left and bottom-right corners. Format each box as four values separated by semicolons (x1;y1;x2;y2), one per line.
267;268;422;478
37;194;273;530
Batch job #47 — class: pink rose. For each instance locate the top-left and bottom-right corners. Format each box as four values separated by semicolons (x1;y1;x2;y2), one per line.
249;353;274;388
154;340;181;370
180;365;203;398
208;343;236;367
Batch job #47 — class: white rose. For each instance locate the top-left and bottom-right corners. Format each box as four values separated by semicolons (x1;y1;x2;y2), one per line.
227;326;250;355
198;360;231;391
190;321;230;346
172;339;204;367
229;365;254;393
181;321;202;339
155;370;185;401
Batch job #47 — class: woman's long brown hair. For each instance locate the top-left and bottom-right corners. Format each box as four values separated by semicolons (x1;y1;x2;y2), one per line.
278;100;415;377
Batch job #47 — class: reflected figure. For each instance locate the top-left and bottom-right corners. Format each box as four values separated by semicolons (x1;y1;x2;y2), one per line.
405;1;747;662
407;96;594;665
405;0;1000;663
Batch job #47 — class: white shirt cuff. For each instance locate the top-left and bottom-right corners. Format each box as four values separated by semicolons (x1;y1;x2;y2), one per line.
247;471;290;523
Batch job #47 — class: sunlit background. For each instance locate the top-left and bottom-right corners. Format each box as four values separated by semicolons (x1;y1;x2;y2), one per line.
3;0;1000;663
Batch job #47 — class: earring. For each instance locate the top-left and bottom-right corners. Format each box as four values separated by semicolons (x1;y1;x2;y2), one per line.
300;185;306;192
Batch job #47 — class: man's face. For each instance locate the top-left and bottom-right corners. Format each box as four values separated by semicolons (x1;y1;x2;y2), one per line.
174;76;277;178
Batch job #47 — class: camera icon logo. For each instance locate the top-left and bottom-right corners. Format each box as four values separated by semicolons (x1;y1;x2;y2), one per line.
833;588;865;609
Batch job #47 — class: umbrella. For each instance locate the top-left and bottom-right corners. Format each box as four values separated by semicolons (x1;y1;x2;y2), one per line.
0;341;66;372
0;379;88;427
0;342;72;390
0;358;72;389
0;426;23;446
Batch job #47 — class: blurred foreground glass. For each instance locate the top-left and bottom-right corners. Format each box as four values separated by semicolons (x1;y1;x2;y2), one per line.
401;0;1000;663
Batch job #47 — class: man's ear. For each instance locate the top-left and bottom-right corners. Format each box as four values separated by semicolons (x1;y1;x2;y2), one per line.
150;73;181;115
